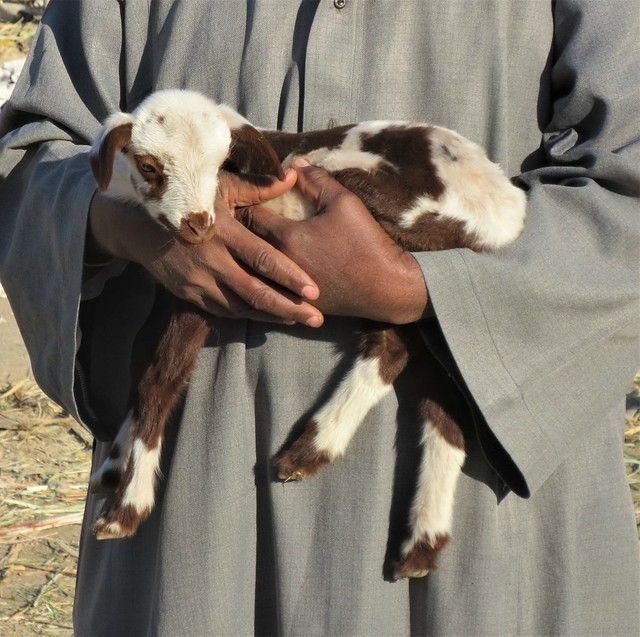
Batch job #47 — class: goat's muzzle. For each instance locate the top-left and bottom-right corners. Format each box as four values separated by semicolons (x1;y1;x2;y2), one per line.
179;211;215;244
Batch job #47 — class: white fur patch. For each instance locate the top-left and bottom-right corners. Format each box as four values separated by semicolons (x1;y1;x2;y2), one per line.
312;356;392;459
262;189;313;221
121;439;162;514
413;126;526;248
398;195;441;229
90;410;134;491
402;422;465;554
302;147;386;173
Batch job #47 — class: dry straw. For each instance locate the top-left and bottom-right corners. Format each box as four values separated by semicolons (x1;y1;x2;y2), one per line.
0;379;90;634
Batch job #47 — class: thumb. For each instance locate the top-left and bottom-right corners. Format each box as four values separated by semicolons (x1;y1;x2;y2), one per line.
292;157;346;209
221;168;298;208
235;203;293;247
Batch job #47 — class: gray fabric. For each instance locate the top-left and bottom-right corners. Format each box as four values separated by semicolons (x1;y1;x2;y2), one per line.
0;0;638;635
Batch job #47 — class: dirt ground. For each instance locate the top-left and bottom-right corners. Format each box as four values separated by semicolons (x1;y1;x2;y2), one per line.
1;277;85;636
0;376;91;635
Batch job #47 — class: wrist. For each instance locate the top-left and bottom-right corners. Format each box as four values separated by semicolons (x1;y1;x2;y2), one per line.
386;252;430;324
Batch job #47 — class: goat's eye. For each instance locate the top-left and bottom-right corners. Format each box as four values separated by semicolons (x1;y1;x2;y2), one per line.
140;163;156;174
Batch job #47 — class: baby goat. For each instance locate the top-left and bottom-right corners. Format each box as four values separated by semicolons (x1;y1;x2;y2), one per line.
88;89;526;580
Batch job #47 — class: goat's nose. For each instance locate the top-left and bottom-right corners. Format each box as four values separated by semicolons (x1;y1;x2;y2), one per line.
179;211;215;244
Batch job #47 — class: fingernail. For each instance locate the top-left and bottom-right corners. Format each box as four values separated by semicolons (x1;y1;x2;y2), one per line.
306;315;323;328
302;285;319;300
292;157;310;168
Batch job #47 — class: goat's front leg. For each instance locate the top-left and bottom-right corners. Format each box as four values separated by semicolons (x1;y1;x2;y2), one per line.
392;392;466;580
90;410;134;494
275;324;411;480
92;303;211;540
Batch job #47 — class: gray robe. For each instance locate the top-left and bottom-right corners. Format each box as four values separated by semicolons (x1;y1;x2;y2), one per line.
0;1;638;635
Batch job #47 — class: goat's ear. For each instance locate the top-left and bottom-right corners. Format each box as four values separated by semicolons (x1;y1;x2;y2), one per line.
90;114;134;191
224;125;285;184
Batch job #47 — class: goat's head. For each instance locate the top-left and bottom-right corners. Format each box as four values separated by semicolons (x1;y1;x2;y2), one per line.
90;90;283;243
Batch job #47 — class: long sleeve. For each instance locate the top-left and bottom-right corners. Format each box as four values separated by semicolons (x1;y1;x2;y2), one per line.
414;0;640;497
0;2;126;430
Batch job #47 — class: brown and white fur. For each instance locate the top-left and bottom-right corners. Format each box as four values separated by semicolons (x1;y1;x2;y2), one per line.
88;90;526;580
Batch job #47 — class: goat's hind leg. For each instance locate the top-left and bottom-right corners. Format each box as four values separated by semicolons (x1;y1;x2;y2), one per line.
276;323;410;480
93;304;211;540
393;388;466;580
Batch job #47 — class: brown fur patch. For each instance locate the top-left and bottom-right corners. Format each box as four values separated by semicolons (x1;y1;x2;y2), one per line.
359;324;411;385
420;372;466;451
93;503;146;540
275;422;331;480
131;302;212;450
226;125;285;181
425;401;466;451
326;164;481;252
108;443;120;460
360;126;445;198
394;534;450;579
134;153;168;201
265;125;354;159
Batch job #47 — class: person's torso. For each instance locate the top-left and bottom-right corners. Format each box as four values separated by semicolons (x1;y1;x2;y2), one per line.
124;0;553;177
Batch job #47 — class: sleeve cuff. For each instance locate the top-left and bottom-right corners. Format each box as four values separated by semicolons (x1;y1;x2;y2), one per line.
413;248;559;498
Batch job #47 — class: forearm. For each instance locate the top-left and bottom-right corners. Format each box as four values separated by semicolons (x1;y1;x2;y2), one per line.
87;192;171;264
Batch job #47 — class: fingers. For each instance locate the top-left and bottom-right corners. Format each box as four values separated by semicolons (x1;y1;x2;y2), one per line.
291;157;347;209
248;167;297;203
219;168;297;207
217;267;323;327
223;214;318;300
196;283;296;325
182;245;322;326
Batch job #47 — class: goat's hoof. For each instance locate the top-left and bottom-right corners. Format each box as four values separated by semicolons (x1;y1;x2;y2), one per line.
274;446;330;482
274;422;332;481
393;535;450;580
93;518;129;541
274;454;309;481
392;559;429;580
92;503;142;541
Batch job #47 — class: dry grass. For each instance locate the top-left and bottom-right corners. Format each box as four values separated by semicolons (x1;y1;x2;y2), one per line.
0;20;37;64
626;373;640;531
0;380;91;635
0;376;638;635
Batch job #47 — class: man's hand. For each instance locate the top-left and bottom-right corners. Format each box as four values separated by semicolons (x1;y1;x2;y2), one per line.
88;170;324;326
238;159;430;325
